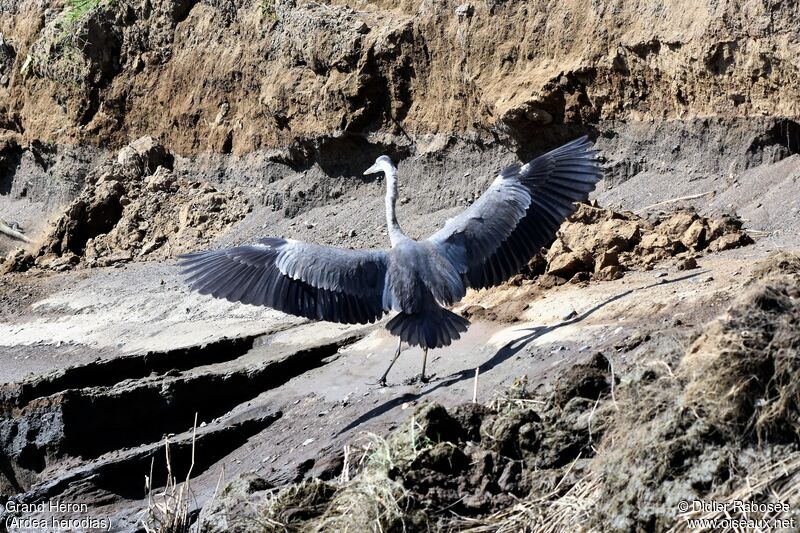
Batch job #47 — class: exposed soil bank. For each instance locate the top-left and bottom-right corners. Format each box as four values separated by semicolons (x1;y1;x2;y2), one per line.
1;0;799;153
1;2;798;256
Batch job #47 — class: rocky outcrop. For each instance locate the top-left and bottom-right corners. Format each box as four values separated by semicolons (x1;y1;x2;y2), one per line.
3;136;250;272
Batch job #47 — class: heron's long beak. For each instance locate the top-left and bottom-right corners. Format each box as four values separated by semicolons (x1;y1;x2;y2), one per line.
363;163;381;176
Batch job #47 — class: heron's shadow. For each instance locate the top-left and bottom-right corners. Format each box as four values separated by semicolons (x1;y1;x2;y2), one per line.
338;271;705;435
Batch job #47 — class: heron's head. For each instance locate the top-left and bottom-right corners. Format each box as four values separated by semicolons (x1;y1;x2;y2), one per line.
363;155;395;178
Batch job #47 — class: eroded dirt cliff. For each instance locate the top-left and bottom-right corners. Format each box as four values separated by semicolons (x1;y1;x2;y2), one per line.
2;0;799;262
1;0;799;154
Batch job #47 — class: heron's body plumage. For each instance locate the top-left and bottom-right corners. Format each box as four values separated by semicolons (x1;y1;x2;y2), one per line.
386;238;465;312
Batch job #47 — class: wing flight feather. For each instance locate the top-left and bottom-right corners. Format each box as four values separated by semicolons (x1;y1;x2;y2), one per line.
179;238;388;324
426;136;602;289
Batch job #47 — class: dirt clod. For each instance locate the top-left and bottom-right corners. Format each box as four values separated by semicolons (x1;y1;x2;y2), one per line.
480;204;754;294
198;474;275;533
4;137;250;271
461;204;755;323
545;204;753;282
552;352;612;407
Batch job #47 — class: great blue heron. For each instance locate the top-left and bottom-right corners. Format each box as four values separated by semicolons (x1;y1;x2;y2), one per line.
179;137;602;385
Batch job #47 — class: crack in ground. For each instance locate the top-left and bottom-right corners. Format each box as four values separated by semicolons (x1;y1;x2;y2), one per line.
0;328;366;498
0;333;267;409
2;410;282;511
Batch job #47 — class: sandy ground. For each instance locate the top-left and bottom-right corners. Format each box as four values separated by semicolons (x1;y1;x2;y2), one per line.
0;262;304;383
0;240;761;380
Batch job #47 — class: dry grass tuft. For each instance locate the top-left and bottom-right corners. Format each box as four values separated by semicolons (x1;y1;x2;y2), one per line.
258;478;337;530
452;468;603;533
139;416;198;533
314;464;410;531
257;429;427;531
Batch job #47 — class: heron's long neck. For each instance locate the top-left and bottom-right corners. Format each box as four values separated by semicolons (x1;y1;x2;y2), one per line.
385;168;405;246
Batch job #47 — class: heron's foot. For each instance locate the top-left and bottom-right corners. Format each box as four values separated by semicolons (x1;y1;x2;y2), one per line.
377;377;388;387
402;373;436;385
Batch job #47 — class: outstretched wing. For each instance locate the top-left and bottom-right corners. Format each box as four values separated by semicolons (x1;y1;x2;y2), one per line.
427;136;602;289
179;237;388;324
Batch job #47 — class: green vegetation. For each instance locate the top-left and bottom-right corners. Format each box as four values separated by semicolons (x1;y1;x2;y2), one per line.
63;0;113;26
27;0;116;86
259;0;277;22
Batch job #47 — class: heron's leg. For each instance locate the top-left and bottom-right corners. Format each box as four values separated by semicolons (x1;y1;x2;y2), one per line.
378;338;403;387
420;348;429;383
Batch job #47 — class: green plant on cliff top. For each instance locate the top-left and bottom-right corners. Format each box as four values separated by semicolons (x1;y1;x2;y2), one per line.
63;0;112;26
258;0;278;22
27;0;116;86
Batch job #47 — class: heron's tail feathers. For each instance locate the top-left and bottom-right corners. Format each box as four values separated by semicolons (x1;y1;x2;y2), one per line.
386;307;470;349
